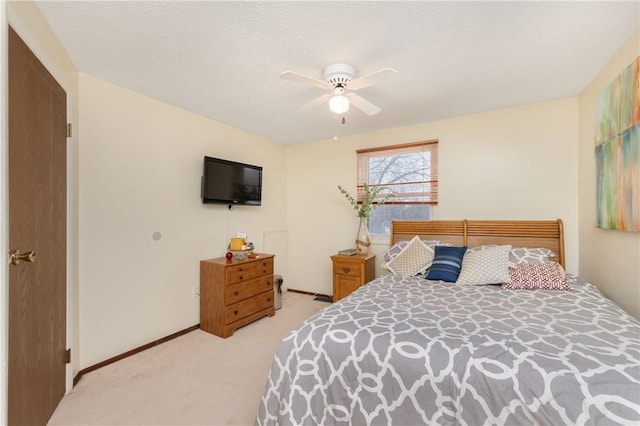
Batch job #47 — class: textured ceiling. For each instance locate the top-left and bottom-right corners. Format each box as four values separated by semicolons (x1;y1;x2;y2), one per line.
35;1;639;145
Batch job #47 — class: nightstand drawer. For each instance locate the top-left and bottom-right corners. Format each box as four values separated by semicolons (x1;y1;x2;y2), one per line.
333;260;361;277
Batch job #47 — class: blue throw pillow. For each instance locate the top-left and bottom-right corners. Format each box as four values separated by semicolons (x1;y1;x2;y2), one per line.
425;245;467;282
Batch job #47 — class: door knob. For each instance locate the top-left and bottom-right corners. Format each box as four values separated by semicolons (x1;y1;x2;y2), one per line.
9;250;36;265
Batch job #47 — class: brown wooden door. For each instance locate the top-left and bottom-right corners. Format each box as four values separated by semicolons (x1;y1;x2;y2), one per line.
8;26;67;426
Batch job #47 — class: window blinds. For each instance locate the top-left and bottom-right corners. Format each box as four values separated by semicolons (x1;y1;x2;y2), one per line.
356;140;438;205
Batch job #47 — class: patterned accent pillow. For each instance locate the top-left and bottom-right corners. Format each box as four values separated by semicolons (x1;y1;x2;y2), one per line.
383;239;440;262
425;245;467;282
456;245;512;285
386;236;434;277
502;262;571;290
509;247;556;267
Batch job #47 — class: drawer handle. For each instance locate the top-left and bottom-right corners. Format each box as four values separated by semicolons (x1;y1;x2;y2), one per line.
239;276;244;281
267;297;271;302
234;310;238;316
342;267;351;273
266;281;270;286
234;291;239;296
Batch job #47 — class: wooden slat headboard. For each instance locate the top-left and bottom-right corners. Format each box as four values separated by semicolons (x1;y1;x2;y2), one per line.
390;219;565;268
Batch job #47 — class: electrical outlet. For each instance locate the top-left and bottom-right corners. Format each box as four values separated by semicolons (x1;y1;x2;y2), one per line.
192;287;200;298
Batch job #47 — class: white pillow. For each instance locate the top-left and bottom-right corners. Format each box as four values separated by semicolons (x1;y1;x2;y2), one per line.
386;236;434;277
456;245;512;285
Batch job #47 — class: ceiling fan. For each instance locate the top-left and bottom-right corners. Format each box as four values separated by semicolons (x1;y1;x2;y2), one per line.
280;63;397;116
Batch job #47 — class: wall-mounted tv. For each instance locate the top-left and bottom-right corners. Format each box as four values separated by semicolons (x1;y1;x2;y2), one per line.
202;156;262;206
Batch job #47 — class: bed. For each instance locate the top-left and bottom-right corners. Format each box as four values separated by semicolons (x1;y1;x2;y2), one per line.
256;220;640;425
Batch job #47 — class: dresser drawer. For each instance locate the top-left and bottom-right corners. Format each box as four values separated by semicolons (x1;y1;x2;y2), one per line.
226;258;274;284
225;291;274;325
225;275;273;305
332;260;361;277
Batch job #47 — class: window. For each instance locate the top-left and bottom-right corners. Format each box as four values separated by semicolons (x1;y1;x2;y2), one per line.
357;140;438;235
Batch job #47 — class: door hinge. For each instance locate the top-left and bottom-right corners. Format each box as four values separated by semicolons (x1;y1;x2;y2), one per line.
67;123;72;138
64;348;71;364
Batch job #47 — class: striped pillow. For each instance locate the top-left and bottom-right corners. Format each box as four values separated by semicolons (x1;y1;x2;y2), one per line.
425;245;467;282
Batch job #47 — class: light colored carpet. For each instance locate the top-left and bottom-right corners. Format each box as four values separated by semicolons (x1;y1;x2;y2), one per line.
48;291;328;426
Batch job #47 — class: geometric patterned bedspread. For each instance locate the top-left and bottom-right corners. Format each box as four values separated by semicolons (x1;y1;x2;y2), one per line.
255;274;640;425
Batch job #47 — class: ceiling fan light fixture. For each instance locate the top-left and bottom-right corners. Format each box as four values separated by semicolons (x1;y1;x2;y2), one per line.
329;95;349;114
329;87;349;114
281;63;394;116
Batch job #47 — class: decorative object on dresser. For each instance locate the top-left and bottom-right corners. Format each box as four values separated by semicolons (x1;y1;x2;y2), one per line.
330;252;375;302
200;254;275;338
227;234;255;260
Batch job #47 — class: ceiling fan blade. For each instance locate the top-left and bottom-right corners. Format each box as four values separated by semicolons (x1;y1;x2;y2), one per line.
349;93;381;115
280;71;331;90
297;94;331;114
348;67;397;90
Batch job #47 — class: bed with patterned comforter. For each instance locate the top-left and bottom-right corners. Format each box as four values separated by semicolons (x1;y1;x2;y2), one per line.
256;274;640;425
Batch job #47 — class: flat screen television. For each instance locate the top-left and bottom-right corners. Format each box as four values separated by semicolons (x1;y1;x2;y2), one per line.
202;156;262;206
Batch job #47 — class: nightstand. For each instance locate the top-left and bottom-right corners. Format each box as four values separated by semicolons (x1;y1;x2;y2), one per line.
330;252;376;302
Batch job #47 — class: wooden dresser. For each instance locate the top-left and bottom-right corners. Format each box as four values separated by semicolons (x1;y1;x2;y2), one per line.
200;254;275;338
330;253;376;302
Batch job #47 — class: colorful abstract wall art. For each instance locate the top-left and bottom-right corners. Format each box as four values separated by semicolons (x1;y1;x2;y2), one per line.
594;56;640;232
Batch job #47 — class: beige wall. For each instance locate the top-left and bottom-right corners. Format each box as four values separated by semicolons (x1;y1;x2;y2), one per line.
4;0;80;397
578;30;640;320
286;98;579;295
77;74;287;367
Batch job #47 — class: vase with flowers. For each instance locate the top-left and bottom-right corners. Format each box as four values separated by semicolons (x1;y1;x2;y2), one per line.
338;183;393;254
